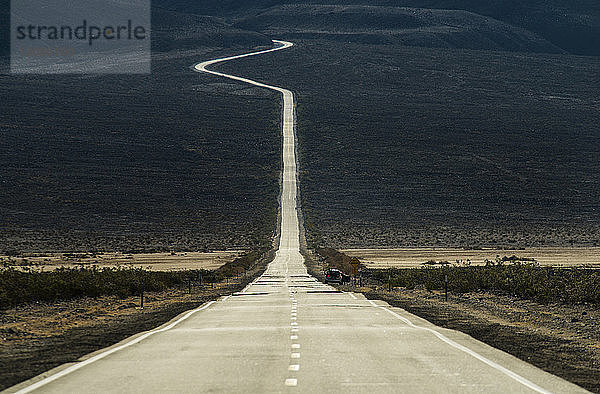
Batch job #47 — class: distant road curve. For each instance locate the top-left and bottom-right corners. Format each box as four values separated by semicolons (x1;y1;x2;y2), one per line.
194;39;301;255
194;40;293;94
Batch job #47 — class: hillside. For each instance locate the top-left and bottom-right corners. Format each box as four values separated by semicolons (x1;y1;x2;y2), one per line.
216;39;600;248
0;5;270;57
0;3;278;252
2;0;598;253
152;8;271;51
235;5;563;53
151;0;600;56
4;1;599;55
392;0;600;56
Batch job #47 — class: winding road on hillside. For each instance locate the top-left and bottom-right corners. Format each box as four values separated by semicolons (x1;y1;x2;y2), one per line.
9;40;586;393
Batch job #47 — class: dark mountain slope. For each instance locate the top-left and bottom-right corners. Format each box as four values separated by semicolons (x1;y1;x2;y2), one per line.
4;0;597;55
0;4;270;57
391;0;600;56
216;39;600;248
235;5;563;53
151;0;600;56
152;8;271;51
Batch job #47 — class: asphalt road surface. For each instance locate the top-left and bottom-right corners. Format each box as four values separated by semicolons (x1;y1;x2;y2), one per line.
8;41;586;393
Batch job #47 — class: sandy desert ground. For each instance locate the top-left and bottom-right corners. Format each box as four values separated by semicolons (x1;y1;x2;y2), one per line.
0;251;243;271
342;247;600;268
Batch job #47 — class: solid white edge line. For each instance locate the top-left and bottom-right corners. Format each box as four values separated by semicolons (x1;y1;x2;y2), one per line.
16;301;217;393
366;300;551;394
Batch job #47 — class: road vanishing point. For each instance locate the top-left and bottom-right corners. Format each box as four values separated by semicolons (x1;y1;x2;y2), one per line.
8;40;587;393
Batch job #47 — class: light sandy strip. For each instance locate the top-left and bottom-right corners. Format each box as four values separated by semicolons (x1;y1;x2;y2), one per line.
15;301;217;393
366;300;551;394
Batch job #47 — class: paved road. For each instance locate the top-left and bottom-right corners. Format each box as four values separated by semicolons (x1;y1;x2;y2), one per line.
9;40;586;393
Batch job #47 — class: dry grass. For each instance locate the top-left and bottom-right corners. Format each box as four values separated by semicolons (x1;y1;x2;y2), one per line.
0;285;234;344
0;251;272;390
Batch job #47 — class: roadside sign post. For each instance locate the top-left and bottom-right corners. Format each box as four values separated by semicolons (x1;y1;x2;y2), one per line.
445;274;448;301
140;278;144;309
350;258;360;287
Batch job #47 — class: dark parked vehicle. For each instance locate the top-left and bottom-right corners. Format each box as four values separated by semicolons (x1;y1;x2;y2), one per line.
325;268;350;284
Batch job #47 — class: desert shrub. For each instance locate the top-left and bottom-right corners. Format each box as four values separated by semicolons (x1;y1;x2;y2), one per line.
371;265;600;304
0;266;220;310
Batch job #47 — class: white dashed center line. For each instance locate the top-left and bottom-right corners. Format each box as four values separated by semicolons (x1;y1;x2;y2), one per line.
286;297;300;388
